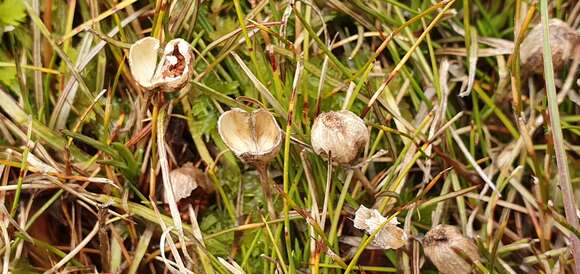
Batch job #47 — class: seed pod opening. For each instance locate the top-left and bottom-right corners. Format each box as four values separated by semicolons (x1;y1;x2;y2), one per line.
520;19;579;75
128;37;194;91
423;224;480;274
128;37;160;90
217;108;282;166
163;163;206;204
311;110;369;164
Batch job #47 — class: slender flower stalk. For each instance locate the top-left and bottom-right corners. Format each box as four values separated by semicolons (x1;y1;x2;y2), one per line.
217;108;282;218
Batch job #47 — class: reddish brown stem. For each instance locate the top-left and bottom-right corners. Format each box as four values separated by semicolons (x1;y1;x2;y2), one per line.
256;164;276;219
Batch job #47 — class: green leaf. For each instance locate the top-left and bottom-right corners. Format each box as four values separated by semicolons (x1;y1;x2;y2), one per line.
61;129;117;156
0;51;18;90
0;0;27;27
0;66;16;88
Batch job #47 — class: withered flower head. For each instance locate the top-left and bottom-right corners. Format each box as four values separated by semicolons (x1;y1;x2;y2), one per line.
129;37;194;91
353;205;407;250
311;110;369;164
163;163;207;204
217;108;282;166
520;19;579;75
423;224;480;274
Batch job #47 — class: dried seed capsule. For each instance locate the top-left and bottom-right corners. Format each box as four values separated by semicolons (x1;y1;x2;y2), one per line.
311;110;369;164
129;37;160;90
353;205;407;250
217;108;282;166
520;19;579;75
128;37;194;91
163;163;207;204
423;225;480;274
156;39;194;91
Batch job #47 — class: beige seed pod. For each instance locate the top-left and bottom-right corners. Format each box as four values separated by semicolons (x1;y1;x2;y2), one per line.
217;108;282;166
218;108;282;218
311;110;369;164
520;19;579;75
163;163;207;204
423;224;480;274
128;37;194;91
353;205;407;250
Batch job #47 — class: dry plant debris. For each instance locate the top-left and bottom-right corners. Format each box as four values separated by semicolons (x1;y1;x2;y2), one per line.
352;205;407;250
422;224;480;274
520;19;580;76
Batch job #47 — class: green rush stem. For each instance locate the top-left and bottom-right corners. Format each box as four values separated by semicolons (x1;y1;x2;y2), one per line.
539;0;580;271
302;4;312;129
350;0;453;82
379;150;422;212
424;17;440;99
319;263;396;272
273;185;348;268
241;229;263;268
208;169;237;222
292;7;352;77
463;0;471;58
184;96;237;222
344;64;374;111
233;0;261;98
361;0;456;118
283;86;298;272
261;214;289;274
15;234;84;267
149;95;159;199
179;97;221;169
473;85;519;139
10;159;28;217
151;0;165;39
23;1;105;118
10;189;64;252
10;118;32;217
507;5;536;68
327;170;353;247
9;33;32;115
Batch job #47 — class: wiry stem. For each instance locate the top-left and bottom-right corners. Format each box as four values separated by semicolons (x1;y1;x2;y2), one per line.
97;206;110;273
353;167;376;196
149;93;160;199
256;164;277;219
539;0;580;271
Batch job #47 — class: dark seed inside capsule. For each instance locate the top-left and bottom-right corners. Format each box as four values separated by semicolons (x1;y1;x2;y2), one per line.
163;45;186;78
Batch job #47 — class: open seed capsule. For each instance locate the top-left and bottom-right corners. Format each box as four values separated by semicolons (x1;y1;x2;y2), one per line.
217;108;282;166
129;37;194;91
